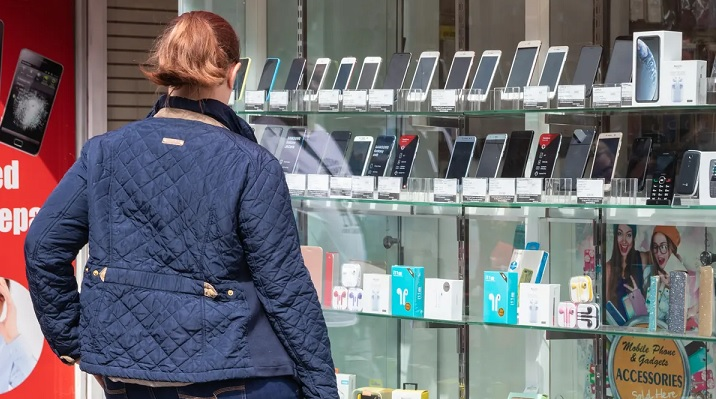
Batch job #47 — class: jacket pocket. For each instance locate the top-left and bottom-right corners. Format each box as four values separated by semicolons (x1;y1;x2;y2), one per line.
80;278;110;353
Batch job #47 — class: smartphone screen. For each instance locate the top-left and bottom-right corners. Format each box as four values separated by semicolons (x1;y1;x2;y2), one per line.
572;46;602;94
357;62;380;90
303;130;331;174
410;57;437;92
635;36;660;102
501;131;534;178
259;126;283;155
531;133;561;178
471;55;499;93
446;139;476;179
383;53;411;90
604;38;633;85
284;58;305;90
652;152;677;178
591;136;621;183
626;138;652;190
257;59;279;91
321;131;352;176
277;129;306;173
538;51;566;92
0;50;63;155
333;62;353;91
366;136;396;177
562;129;595;181
308;63;328;92
233;58;250;100
347;139;373;176
475;136;506;177
506;46;538;88
445;56;472;90
391;135;420;186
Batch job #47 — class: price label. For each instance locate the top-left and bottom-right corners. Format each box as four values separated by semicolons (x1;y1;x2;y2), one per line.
342;90;368;112
577;179;605;204
621;83;633;106
318;90;340;112
377;177;402;200
430;90;457;112
306;174;330;198
329;176;352;198
285;173;306;196
488;178;516;203
461;178;488;202
523;86;549;110
433;178;458;203
351;176;375;199
368;89;394;112
557;85;586;108
592;86;622;108
516;178;543;203
268;91;289;111
244;90;266;110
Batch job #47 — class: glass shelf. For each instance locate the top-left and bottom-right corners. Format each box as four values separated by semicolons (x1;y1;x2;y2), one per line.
322;308;464;327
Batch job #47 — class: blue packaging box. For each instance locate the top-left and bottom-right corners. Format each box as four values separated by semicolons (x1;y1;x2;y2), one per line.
391;266;425;317
483;271;518;324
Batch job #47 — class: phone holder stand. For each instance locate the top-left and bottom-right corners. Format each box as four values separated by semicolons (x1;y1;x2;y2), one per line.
406;178;433;202
544;178;574;203
608;178;639;205
397;89;428;112
493;87;523;110
461;89;489;111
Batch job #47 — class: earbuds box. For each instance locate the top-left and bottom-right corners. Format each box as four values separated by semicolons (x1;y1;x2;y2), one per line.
363;273;391;315
664;60;706;105
424;278;463;321
336;373;356;399
483;271;518;324
391;266;424;318
518;283;560;326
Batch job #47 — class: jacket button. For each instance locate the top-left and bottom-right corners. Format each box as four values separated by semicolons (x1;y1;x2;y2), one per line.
85;267;89;272
92;270;99;277
227;290;234;297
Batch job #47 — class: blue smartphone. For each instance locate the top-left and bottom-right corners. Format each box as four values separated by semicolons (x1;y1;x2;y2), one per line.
257;58;280;100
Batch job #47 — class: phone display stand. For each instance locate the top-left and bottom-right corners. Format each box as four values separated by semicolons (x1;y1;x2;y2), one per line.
397;89;428;112
608;178;639;205
428;89;461;113
590;84;622;108
292;90;318;112
407;178;433;202
493;87;523;110
461;89;489;111
341;90;369;112
244;90;267;111
671;193;700;207
544;178;574;203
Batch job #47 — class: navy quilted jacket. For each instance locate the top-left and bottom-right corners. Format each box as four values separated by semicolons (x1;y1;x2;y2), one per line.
24;101;337;398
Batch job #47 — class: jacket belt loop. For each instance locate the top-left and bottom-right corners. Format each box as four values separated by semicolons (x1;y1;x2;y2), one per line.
203;282;218;299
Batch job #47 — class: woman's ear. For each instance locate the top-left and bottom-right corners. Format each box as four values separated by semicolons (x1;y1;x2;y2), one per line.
227;62;241;89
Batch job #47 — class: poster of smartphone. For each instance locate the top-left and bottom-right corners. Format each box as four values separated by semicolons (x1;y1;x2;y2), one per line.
0;49;63;156
277;128;306;173
366;135;396;177
635;36;660;102
391;135;420;186
530;133;561;179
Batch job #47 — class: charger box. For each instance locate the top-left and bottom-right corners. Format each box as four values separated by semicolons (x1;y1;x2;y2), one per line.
424;278;463;321
664;60;706;105
632;30;683;107
483;271;518;324
363;273;391;315
518;283;560;326
391;266;425;318
337;373;356;399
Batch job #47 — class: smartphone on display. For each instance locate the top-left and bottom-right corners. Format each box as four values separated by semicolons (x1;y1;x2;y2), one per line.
0;49;64;156
391;135;420;187
710;159;716;198
303;130;332;174
537;46;568;98
501;130;535;178
259;126;283;155
305;58;331;100
604;36;633;85
333;57;356;92
626;137;652;191
277;128;306;174
408;51;440;101
572;45;602;96
446;136;477;179
505;40;542;89
589;132;623;188
561;129;596;186
355;57;382;90
320;130;352;176
284;57;306;90
647;152;677;205
346;136;374;176
530;133;562;179
475;134;508;178
383;52;412;90
257;58;280;99
232;57;251;102
675;150;700;196
0;20;4;90
366;136;396;177
444;51;475;90
468;50;501;100
635;36;660;103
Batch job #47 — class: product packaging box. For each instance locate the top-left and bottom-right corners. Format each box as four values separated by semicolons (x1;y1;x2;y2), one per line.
392;388;428;398
508;249;549;284
336;373;356;399
325;252;338;305
698;152;716;206
391;266;425;318
664;60;706;105
353;387;394;398
424;278;463;321
518;283;560;326
632;30;683;107
301;246;324;304
483;271;518;324
363;273;391;315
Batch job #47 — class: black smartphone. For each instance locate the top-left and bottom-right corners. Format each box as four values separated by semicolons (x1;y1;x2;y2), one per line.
233;57;251;102
0;49;64;156
303;130;332;174
475;134;508;178
277;128;306;174
530;133;561;179
675;150;700;196
366;135;396;177
647;152;677;205
284;57;306;90
383;52;412;90
391;135;420;187
346;136;374;176
604;36;633;85
572;45;602;96
501;130;535;178
635;36;660;103
446;136;477;179
626;137;652;191
561;129;596;186
320;131;352;176
257;58;280;93
259;126;283;155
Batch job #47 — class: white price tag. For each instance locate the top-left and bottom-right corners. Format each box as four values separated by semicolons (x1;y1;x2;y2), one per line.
557;85;586;108
488;178;516;202
592;86;622;108
377;177;402;200
433;178;458;203
318;90;340;111
523;86;549;109
620;83;633;105
306;174;330;197
285;173;306;196
577;179;605;204
269;91;289;109
516;178;543;203
351;176;375;199
329;176;352;198
369;89;394;107
430;90;457;111
342;90;368;109
461;178;488;202
245;90;265;105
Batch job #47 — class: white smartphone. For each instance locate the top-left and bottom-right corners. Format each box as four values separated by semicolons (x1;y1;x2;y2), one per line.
589;132;623;190
444;51;475;90
333;57;356;92
356;56;382;90
346;136;374;176
505;40;542;89
468;50;501;101
408;51;440;101
475;133;508;178
537;46;569;99
304;57;331;101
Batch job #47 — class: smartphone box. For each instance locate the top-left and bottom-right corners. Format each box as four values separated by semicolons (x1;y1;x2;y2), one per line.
336;373;356;399
518;283;560;326
483;271;518;324
698;152;716;206
424;278;463;321
664;60;707;105
363;273;391;315
632;30;683;107
393;388;429;398
508;249;549;284
391;266;425;318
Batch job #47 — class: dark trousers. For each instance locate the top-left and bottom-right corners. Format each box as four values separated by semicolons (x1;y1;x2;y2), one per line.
103;376;301;399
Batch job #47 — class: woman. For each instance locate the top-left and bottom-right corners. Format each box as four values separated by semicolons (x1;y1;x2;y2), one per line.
24;11;337;399
0;279;35;393
605;224;648;319
649;225;684;286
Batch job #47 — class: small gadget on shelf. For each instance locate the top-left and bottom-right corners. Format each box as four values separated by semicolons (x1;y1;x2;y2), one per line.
518;283;560;326
304;57;331;101
391;135;420;187
301;246;324;303
407;51;440;101
561;128;596;188
483;271;518;324
392;383;428;399
626;137;652;191
467;50;501;101
537;46;569;99
675;150;700;196
352;387;394;399
505;40;542;89
444;50;475;90
391;266;425;318
341;263;363;288
501;130;535;178
667;270;688;333
571;45;602;97
347;288;364;312
589;132;623;190
557;301;577;328
333;57;357;92
698;266;713;337
346;136;374;176
355;56;382;90
283;57;306;90
424;278;463;321
475;133;508;178
363;273;391;315
576;303;600;330
259;126;284;156
332;286;348;310
277;128;306;173
445;135;477;180
366;135;396;177
232;57;251;102
320;130;352;176
256;57;280;100
569;275;593;303
382;52;412;90
508;248;549;284
530;133;562;179
336;373;356;399
647;151;677;205
604;35;633;85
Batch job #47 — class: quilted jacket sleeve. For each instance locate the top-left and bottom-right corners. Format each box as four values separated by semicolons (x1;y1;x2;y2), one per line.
238;157;337;399
24;144;89;361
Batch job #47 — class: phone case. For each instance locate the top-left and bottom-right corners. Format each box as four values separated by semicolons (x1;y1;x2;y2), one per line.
606;301;627;326
698;266;714;337
647;275;660;331
557;301;577;328
583;249;595;273
668;271;688;333
688;347;709;374
301;246;324;303
622;288;648;318
692;369;715;391
577;303;600;330
569;275;593;303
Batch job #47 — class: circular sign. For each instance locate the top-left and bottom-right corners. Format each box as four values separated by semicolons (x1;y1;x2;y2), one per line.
608;317;690;399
